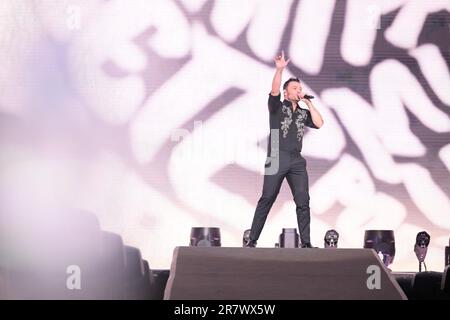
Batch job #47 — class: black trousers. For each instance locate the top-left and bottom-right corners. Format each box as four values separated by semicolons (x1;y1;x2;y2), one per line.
250;150;311;244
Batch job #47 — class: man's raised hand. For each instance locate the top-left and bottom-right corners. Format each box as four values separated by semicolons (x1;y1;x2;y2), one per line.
274;50;290;69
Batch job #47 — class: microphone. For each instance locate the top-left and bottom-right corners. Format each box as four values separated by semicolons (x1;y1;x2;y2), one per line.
303;94;314;100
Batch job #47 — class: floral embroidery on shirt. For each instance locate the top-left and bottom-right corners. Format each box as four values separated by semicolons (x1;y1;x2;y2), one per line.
281;105;293;138
295;109;307;141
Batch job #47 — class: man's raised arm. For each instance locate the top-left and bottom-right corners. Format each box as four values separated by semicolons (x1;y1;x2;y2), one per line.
271;50;290;96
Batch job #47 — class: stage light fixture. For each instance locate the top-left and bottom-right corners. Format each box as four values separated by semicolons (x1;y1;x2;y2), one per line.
445;238;450;267
324;229;339;248
364;230;395;269
278;228;299;248
189;227;221;247
242;229;251;247
414;231;430;272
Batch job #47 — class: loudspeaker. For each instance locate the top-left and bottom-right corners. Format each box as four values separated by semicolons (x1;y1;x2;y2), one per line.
164;247;406;300
151;269;170;300
411;271;443;300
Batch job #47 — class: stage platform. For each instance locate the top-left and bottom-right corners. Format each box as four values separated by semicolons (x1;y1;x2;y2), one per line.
164;247;407;300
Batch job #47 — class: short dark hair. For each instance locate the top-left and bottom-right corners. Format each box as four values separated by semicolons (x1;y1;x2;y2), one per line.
283;77;300;90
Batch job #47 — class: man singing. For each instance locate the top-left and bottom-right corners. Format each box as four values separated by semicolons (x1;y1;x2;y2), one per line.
245;51;324;248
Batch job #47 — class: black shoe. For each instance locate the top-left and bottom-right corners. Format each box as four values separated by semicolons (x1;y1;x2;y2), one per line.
243;240;257;248
301;242;313;248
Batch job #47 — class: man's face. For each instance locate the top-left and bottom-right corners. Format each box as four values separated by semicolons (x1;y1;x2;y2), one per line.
284;81;303;101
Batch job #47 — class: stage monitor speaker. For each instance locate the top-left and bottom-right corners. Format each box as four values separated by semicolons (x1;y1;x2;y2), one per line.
164;247;406;300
